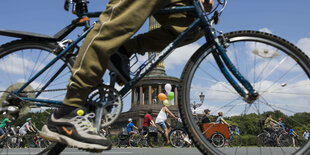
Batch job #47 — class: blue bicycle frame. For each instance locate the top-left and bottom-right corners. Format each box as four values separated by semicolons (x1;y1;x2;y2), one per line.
14;0;256;127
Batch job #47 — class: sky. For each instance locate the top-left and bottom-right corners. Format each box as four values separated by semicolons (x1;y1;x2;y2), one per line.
0;0;310;113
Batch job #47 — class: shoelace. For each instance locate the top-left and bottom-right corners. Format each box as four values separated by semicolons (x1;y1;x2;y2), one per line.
75;113;97;134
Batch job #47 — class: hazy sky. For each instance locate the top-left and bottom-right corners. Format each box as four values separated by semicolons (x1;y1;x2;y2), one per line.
0;0;309;112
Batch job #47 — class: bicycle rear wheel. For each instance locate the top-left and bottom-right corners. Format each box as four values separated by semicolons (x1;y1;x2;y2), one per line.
0;39;74;114
179;31;310;154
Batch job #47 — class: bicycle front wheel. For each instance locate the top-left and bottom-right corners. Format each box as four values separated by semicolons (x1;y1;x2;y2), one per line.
129;133;141;147
169;129;187;148
228;134;242;147
179;31;310;154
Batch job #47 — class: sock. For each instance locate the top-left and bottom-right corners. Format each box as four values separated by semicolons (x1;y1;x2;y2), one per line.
54;104;79;119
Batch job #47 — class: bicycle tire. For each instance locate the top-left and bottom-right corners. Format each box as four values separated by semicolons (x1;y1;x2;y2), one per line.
256;133;265;147
228;134;242;147
129;133;141;147
179;30;310;154
6;136;19;148
279;134;292;147
0;38;74;113
211;132;225;148
169;128;187;148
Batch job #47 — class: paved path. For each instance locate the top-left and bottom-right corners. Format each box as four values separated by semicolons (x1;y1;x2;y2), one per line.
0;147;300;155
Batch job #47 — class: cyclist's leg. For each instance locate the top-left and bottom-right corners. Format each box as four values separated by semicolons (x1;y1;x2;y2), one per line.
62;0;178;108
124;0;203;55
0;128;5;140
41;0;177;150
157;122;169;144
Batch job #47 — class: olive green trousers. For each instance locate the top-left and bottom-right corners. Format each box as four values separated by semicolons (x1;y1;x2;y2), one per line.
63;0;202;107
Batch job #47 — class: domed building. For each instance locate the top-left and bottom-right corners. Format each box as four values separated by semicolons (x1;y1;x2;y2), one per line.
111;16;180;131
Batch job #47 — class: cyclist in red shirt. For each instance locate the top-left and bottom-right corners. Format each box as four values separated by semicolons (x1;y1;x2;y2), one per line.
142;109;155;136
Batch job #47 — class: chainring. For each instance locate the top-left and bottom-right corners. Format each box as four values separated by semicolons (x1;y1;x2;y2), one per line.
86;84;123;128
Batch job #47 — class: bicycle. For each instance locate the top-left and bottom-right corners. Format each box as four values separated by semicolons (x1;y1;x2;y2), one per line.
5;126;21;149
135;126;166;148
168;120;192;148
227;125;242;147
256;126;288;147
256;129;279;147
0;0;310;154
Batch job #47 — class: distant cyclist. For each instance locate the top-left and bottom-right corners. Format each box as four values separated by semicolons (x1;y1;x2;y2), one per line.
19;118;36;136
289;128;298;147
277;118;286;133
0;118;11;140
264;114;281;146
155;105;178;145
142;109;156;136
199;109;212;131
303;130;309;141
127;118;138;136
215;112;230;126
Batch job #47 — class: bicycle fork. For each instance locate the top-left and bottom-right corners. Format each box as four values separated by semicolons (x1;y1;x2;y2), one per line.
211;35;258;104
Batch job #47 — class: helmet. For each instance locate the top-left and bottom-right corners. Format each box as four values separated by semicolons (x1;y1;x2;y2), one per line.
128;118;132;122
26;118;31;121
278;118;282;121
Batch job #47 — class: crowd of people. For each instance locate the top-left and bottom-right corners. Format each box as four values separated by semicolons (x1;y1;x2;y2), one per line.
0;118;37;142
262;114;310;147
120;105;309;148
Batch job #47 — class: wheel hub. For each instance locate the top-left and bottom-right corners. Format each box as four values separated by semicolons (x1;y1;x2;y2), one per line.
243;91;259;104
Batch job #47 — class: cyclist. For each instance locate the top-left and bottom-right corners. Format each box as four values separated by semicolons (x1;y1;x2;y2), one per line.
155;105;178;145
264;114;281;146
127;118;139;136
303;130;309;141
40;0;214;150
199;109;212;131
277;118;287;132
142;109;156;137
19;118;36;136
215;112;230;126
289;128;298;147
0;118;12;140
201;109;211;124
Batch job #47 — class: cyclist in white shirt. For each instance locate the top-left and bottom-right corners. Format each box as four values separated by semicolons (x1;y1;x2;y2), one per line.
19;118;36;136
155;106;177;144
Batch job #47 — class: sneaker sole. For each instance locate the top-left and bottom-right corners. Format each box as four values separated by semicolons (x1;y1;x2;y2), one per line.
40;125;112;150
